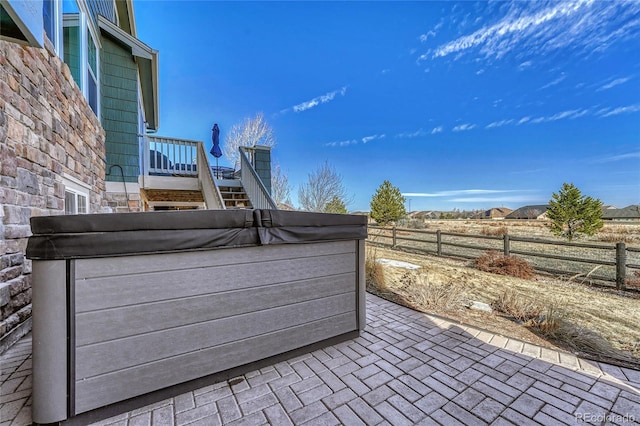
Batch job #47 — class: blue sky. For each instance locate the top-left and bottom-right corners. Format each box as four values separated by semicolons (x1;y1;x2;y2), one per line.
135;1;640;212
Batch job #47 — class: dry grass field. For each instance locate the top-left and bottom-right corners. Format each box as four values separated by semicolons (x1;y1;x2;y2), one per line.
366;244;640;369
423;219;640;245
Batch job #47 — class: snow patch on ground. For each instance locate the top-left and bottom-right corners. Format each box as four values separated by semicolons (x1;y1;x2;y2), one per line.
376;258;421;270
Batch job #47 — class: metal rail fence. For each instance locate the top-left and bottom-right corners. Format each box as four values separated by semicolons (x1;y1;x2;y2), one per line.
368;225;640;290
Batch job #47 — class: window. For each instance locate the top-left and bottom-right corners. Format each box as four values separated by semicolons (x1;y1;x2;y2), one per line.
63;14;81;87
63;175;90;215
43;0;62;53
86;28;98;114
61;0;100;115
64;189;88;215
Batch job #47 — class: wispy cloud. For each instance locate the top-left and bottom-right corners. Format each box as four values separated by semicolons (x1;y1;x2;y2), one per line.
291;87;348;113
324;133;385;147
452;123;476;132
518;60;533;70
402;189;520;198
395;129;427;139
423;1;640;63
324;139;357;147
597;104;640;117
362;134;385;144
540;73;567;90
450;196;541;203
590;151;640;163
514;108;591;126
419;30;436;43
431;126;443;134
597;77;631;91
486;119;513;129
546;109;580;121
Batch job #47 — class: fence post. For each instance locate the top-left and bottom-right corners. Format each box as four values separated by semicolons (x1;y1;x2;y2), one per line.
616;242;626;290
503;234;510;256
436;230;442;256
392;226;397;248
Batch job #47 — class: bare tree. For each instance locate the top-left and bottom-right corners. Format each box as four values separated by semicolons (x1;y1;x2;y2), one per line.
223;113;276;168
298;162;349;212
271;163;292;206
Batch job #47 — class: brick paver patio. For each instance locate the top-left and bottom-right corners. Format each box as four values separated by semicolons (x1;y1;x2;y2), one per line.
1;293;639;425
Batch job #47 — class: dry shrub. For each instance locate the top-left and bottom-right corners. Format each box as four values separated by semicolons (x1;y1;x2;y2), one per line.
481;226;508;237
527;303;561;336
492;290;559;333
543;321;624;359
365;250;386;292
492;290;543;322
492;291;628;359
397;271;465;311
475;250;534;279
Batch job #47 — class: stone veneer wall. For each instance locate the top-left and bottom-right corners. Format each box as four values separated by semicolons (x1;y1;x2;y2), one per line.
0;38;107;353
104;189;142;213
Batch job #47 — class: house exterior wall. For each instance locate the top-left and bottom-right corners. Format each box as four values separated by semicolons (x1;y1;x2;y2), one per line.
101;35;139;183
0;38;106;352
86;0;116;26
253;146;272;195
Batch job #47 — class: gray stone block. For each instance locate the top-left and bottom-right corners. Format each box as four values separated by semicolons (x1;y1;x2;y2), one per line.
0;283;11;307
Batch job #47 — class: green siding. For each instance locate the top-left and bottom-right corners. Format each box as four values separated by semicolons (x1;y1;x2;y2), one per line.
101;35;140;183
87;0;115;27
254;149;272;195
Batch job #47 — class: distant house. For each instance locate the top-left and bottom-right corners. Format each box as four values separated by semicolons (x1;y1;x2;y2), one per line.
603;205;640;221
505;205;549;220
483;207;513;220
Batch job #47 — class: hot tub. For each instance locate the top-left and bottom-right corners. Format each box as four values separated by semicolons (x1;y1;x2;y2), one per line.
27;209;367;424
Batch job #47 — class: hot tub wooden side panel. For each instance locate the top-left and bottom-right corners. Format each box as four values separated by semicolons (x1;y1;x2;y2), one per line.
72;241;360;414
75;313;356;414
75;273;356;346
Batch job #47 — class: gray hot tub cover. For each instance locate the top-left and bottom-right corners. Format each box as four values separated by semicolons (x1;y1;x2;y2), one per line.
26;209;368;260
257;209;367;245
27;210;257;260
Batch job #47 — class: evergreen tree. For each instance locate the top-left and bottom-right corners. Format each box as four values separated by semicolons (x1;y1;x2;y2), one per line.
547;183;603;241
324;196;348;214
370;180;406;225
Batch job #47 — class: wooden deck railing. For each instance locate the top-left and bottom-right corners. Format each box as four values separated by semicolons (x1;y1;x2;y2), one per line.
144;136;199;176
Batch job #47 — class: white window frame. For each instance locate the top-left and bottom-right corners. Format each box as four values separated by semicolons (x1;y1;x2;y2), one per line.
62;175;90;215
62;13;82;86
60;1;101;117
137;87;147;173
86;19;100;116
43;0;63;55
